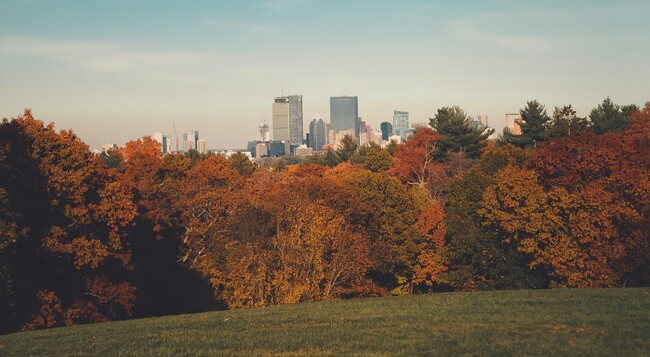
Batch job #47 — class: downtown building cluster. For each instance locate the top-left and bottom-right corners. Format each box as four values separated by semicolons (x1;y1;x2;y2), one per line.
246;95;421;160
110;94;514;158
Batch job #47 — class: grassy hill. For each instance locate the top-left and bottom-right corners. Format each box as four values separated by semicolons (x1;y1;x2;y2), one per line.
1;288;648;356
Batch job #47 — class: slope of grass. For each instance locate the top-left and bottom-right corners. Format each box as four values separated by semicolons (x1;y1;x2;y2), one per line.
1;288;648;356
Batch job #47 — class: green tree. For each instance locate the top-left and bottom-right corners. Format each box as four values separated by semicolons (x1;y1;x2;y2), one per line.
336;134;358;162
429;106;494;159
590;97;638;134
99;148;123;169
441;145;546;290
548;105;590;139
358;142;394;172
323;147;341;167
501;100;551;148
228;152;256;176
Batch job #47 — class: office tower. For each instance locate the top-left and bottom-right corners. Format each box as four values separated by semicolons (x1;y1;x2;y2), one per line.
273;95;303;144
477;115;488;127
197;139;207;154
380;122;393;141
505;114;522;135
273;96;289;141
288;95;303;145
183;130;199;152
309;117;327;151
153;132;172;154
393;111;409;140
330;96;359;140
259;119;270;142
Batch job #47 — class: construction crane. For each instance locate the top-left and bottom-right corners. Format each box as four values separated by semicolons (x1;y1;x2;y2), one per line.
172;122;179;152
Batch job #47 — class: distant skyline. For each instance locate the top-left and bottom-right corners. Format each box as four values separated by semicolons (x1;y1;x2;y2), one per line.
1;0;649;150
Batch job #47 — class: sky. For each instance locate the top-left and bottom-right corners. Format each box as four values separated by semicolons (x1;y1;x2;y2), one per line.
1;0;649;150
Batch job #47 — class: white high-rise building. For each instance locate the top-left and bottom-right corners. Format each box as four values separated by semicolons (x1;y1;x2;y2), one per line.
393;111;409;140
183;130;199;152
153;132;172;154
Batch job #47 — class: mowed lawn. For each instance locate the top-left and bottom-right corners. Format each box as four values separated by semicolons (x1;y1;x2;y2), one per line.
1;288;648;356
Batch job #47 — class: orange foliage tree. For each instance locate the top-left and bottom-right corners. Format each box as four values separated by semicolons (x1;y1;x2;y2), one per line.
0;110;137;332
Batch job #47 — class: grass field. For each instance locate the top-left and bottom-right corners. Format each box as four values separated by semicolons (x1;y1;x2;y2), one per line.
1;288;648;356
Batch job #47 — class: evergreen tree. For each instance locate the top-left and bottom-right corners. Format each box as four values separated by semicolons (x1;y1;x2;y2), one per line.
429;106;494;160
336;134;358;162
590;97;638;134
501;100;551;148
548;105;590;139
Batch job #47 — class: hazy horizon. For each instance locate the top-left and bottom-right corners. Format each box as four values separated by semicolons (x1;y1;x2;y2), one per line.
1;0;648;150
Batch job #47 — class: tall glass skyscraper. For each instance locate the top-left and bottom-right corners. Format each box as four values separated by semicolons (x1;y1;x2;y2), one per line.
380;122;393;141
330;96;359;140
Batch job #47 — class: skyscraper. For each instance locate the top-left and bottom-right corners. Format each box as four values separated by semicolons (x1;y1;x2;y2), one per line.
380;122;393;141
330;96;359;140
309;117;327;151
182;130;199;152
393;111;409;140
288;95;303;145
272;95;303;145
152;132;172;154
272;96;289;141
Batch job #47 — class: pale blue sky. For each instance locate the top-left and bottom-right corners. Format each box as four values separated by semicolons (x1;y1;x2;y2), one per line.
1;0;648;150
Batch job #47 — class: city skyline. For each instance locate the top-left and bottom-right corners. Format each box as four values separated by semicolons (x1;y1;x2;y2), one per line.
1;0;648;150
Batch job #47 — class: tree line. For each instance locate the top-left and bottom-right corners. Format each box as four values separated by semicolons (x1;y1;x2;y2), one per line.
1;98;648;333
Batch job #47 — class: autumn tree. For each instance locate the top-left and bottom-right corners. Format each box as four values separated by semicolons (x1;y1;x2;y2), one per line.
392;127;444;191
338;170;433;293
0;110;137;332
441;145;544;290
429;105;494;159
220;173;373;307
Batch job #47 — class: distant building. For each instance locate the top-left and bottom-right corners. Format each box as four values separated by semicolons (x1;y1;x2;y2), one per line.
153;132;172;154
309;117;327;151
247;140;259;157
183;130;199;152
101;143;118;153
259;119;270;142
393;111;409;140
288;95;303;145
272;95;303;145
294;145;313;158
505;113;522;135
272;97;289;141
268;141;289;157
380;122;393;141
327;128;356;150
477;115;488;127
330;96;359;140
197;139;207;154
256;143;269;159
